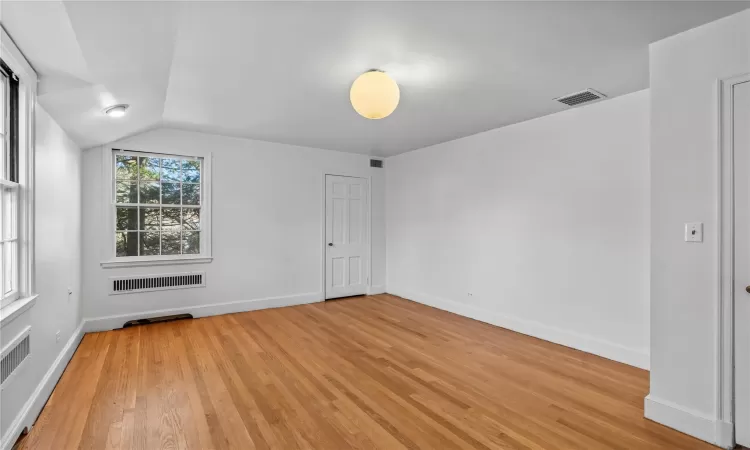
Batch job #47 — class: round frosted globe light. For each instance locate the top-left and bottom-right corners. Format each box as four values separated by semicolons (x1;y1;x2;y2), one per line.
350;70;400;119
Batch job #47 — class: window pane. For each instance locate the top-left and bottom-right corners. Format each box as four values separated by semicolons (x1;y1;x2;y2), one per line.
182;160;200;183
161;207;181;232
183;231;200;255
139;157;160;181
139;207;160;230
3;241;16;295
162;232;181;255
162;158;180;181
162;182;180;204
182;208;200;230
0;75;5;135
139;232;160;256
115;180;138;203
113;153;205;259
1;139;6;181
2;186;16;239
116;231;138;257
3;244;10;294
140;181;159;204
116;207;138;231
182;184;200;205
115;155;137;180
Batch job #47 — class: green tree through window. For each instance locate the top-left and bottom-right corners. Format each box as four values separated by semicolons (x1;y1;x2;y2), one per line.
114;152;202;257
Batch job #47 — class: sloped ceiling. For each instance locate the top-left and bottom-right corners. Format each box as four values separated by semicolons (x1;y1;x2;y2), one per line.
1;1;748;156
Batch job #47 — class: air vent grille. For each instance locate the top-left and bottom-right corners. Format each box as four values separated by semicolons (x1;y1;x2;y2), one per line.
555;89;606;107
110;272;205;295
370;159;383;168
1;333;30;386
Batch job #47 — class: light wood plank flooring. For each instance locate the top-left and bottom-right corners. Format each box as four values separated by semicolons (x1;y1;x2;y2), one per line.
18;294;714;449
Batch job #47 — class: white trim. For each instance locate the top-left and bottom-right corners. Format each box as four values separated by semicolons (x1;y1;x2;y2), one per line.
724;73;750;446
644;395;734;449
101;255;213;269
714;74;748;446
0;25;37;311
0;325;30;359
100;145;213;263
83;291;323;332
367;285;386;295
388;287;649;369
0;179;19;188
0;294;37;327
0;27;37;85
0;323;83;450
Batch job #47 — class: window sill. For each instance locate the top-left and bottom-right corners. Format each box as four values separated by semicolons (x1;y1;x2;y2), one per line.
100;256;213;269
0;294;38;327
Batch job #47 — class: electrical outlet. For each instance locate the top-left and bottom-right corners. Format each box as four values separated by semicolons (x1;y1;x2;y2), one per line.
55;331;61;343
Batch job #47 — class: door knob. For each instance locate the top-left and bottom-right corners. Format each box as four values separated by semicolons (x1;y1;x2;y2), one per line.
328;243;333;247
746;286;750;294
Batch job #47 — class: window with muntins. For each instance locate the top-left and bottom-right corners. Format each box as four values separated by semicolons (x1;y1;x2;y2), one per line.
113;150;203;258
0;60;19;308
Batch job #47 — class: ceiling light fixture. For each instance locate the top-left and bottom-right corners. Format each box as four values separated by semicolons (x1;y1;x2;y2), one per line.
350;70;399;120
103;104;129;118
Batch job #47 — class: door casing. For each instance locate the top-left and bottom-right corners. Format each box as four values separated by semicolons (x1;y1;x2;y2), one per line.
728;74;750;448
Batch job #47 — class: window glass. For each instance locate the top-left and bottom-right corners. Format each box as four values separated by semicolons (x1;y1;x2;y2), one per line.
113;152;203;257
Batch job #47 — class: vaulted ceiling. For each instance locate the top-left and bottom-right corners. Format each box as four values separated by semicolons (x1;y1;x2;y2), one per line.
1;1;747;156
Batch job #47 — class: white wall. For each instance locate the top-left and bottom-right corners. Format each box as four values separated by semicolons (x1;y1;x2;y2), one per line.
386;89;650;368
646;9;750;447
0;106;82;447
81;128;385;325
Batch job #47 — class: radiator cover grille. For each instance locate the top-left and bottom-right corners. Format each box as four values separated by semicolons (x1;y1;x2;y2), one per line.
110;272;205;295
1;332;30;386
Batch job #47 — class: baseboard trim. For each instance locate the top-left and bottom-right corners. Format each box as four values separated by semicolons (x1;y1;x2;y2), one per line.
367;285;386;295
1;322;84;450
83;291;324;332
714;419;735;449
644;395;734;448
387;287;649;370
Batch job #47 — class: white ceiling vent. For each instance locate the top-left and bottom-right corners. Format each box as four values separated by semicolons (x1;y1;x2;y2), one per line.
555;89;607;107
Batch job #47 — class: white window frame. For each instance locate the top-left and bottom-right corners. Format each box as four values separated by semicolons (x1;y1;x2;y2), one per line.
1;65;20;307
0;25;38;313
100;146;212;268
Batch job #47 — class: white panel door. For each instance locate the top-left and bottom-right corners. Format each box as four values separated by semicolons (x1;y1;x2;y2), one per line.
325;175;369;299
735;79;750;447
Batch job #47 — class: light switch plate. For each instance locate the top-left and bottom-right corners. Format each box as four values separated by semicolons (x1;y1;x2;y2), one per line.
685;222;703;242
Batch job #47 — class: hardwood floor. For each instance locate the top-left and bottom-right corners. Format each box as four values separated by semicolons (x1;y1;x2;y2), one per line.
19;294;714;449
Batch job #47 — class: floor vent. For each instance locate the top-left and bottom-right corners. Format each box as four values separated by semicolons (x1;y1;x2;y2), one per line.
555;89;606;107
1;329;30;386
110;272;205;295
123;314;193;328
